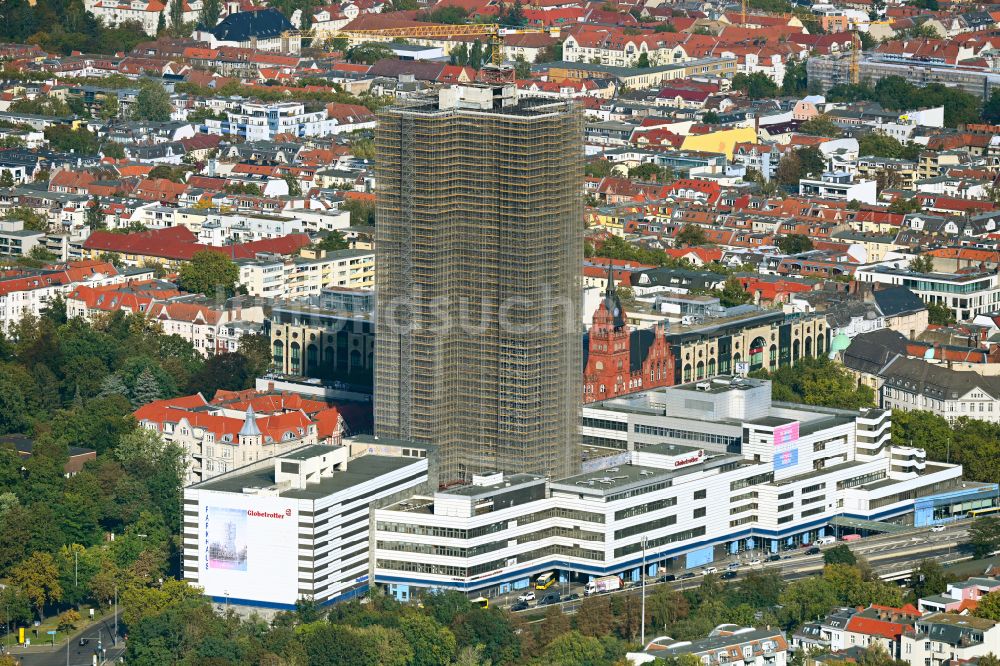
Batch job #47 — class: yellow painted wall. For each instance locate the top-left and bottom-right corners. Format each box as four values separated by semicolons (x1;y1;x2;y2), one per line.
680;127;757;159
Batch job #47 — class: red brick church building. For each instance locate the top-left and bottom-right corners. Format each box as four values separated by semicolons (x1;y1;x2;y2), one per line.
583;268;675;403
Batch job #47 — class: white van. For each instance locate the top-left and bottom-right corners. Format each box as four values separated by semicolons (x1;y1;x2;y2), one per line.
816;536;837;546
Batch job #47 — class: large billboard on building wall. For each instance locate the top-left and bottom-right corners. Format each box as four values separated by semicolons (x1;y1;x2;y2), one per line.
773;422;800;446
197;493;299;605
773;421;800;472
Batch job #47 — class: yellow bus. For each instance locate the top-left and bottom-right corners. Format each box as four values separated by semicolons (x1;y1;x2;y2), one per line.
471;596;488;609
970;506;1000;518
534;572;556;590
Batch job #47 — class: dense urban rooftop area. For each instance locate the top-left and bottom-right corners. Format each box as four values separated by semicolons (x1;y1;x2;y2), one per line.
5;0;1000;663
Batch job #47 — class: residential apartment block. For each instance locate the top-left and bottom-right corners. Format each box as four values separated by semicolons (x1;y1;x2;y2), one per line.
135;389;344;485
0;218;45;257
793;604;922;658
901;614;1000;666
879;356;1000;424
238;249;374;300
202;101;375;141
631;625;788;666
0;260;125;333
919;576;1000;613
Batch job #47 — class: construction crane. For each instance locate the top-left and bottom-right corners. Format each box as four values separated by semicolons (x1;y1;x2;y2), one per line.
849;30;861;85
742;0;747;26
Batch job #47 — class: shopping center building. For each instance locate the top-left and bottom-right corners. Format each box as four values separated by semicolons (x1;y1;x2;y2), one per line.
182;436;432;612
372;377;996;600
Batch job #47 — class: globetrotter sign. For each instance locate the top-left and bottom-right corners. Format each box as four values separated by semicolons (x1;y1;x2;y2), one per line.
672;450;705;468
248;509;292;519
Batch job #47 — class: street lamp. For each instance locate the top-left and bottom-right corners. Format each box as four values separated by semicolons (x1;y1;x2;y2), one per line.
113;585;118;647
640;535;647;648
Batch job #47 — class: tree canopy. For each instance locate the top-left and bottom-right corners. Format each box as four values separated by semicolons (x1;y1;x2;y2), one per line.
798;114;840;138
777;234;814;255
858;133;922;160
892;410;1000;483
720;275;752;307
826;76;981;128
675;224;709;248
348;42;397;65
131;81;173;122
177;251;239;298
315;230;350;252
732;72;779;99
751;357;876;410
967;517;1000;559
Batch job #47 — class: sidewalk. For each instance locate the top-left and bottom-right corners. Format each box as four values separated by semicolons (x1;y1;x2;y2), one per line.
3;608;117;655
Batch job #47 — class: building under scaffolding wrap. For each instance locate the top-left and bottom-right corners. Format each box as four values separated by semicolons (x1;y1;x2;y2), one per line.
375;83;583;486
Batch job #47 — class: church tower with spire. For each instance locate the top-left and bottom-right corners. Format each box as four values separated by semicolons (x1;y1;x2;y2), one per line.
583;265;675;402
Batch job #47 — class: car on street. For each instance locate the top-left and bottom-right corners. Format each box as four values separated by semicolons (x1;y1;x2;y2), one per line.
510;601;529;611
538;592;561;606
680;573;696;580
766;554;781;562
806;547;821;555
701;566;718;575
727;562;740;571
931;525;945;532
659;574;676;583
565;593;580;602
518;591;536;603
721;571;738;580
748;558;762;566
79;638;90;646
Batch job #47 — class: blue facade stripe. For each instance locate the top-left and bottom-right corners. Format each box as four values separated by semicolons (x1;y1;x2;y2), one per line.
207;584;369;610
373;497;972;593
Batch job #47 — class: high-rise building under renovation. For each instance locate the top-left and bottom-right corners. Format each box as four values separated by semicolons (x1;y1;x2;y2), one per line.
375;83;583;484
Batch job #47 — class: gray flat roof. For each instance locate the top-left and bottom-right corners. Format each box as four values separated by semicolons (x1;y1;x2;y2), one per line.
774;459;864;486
280;444;336;461
444;473;545;497
194;454;416;501
638;442;704;456
553;452;743;496
747;416;796;428
674;376;767;394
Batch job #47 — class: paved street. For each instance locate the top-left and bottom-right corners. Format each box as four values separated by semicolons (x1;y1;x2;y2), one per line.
5;611;124;666
503;521;973;615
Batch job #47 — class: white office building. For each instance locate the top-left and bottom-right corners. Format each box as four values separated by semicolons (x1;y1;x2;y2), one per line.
855;263;1000;321
182;437;431;613
373;377;993;600
799;171;877;205
203;102;356;141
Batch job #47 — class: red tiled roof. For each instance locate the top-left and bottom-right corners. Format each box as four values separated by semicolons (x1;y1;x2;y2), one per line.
0;260;119;297
83;227;311;262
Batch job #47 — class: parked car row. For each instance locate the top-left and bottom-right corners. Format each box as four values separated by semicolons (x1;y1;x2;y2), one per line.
505;534;886;611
